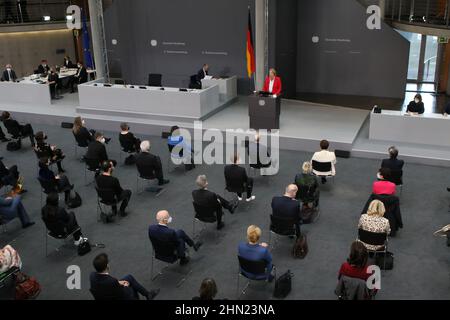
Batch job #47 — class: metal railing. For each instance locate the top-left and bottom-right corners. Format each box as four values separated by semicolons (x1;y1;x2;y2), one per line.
385;0;450;28
0;0;72;25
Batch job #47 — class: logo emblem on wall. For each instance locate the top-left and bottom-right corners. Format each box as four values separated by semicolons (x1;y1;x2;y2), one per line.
150;40;158;47
312;36;319;43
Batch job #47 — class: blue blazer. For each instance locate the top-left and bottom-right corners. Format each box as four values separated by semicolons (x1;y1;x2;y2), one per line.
89;272;134;300
271;196;301;222
238;242;272;280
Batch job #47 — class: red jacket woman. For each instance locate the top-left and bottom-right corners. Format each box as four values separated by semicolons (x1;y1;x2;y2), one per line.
262;68;282;96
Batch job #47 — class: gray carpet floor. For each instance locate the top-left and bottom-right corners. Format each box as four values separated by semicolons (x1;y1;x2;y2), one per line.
0;121;449;300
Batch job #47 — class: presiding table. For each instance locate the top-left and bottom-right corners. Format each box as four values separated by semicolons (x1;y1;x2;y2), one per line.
201;76;237;103
369;109;450;147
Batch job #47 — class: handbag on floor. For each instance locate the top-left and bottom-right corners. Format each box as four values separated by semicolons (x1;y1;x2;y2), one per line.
273;270;293;299
375;251;394;270
6;140;21;152
292;234;308;259
67;190;82;209
15;272;41;300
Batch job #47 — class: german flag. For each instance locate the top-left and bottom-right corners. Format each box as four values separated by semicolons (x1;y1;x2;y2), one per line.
246;8;256;78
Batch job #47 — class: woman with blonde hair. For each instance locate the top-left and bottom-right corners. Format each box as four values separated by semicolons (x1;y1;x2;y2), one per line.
237;225;274;281
358;200;391;251
294;161;319;206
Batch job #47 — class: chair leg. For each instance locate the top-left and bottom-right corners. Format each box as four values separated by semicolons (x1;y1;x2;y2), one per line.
236;273;240;299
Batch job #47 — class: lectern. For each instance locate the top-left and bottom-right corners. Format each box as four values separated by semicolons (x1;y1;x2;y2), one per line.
248;94;281;130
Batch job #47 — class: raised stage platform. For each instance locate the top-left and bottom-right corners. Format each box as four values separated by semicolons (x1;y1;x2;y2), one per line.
4;92;450;167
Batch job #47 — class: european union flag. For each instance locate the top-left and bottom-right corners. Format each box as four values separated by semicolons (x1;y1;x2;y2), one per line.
82;9;94;69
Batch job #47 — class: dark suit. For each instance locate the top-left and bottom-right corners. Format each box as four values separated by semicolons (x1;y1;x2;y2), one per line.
37;64;50;75
119;132;140;153
197;68;208;81
90;272;148;300
271;196;301;236
73;127;94;147
48;72;59;98
381;158;404;185
2;118;35;145
224;164;253;198
148;224;194;259
192;188;232;226
95;174;131;214
406;101;424;114
1;69;17;82
135;152;165;183
85;141;109;165
41;205;81;240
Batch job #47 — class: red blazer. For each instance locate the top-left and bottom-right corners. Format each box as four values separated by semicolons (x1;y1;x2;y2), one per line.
262;76;282;95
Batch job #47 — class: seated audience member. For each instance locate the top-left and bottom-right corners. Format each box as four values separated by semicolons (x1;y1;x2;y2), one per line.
358;200;390;251
38;157;73;203
148;210;202;266
0;245;22;274
73;117;95;147
0;126;10;142
246;132;271;170
167;125;195;171
0;195;34;229
70;62;88;93
406;93;425;115
1;111;35;146
36;60;50;74
47;68;59;99
35;131;66;173
95;161;132;217
135;141;169;186
192;175;237;230
380;146;404;183
373;168;396;195
192;278;218;300
224;153;255;202
294;161;320;206
311;139;337;184
1;64;17;82
85;132;116;167
119;122;141;153
0;158;24;192
90;253;159;300
41;193;87;245
338;241;370;281
238;225;274;281
271;184;301;237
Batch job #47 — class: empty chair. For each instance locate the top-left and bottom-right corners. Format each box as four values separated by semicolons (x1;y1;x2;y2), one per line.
148;73;162;87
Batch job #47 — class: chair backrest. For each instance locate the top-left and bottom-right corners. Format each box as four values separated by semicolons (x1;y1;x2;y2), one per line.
37;177;58;194
3;120;20;138
136;162;157;180
358;229;387;247
148;73;162;87
95;187;117;205
149;235;178;263
270;215;296;236
389;169;403;186
238;256;267;276
312;160;332;173
295;179;317;201
193;202;217;223
85;158;100;171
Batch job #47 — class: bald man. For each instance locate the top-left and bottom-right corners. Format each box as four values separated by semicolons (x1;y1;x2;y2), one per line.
148;210;202;265
271;184;302;237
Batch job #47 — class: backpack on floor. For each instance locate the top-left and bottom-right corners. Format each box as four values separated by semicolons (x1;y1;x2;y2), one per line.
15;272;41;300
6;140;21;152
292;234;308;259
273;270;293;299
67;191;82;209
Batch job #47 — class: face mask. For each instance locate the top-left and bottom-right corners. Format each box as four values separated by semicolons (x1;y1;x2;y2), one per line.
167;216;173;224
6;68;11;71
101;137;106;144
82;120;85;125
415;99;420;103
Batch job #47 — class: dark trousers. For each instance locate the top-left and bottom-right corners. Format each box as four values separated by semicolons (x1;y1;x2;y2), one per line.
65;211;82;241
19;124;34;145
175;229;195;258
1;165;19;187
57;175;72;202
154;166;165;184
0;126;6;139
49;83;57;99
112;189;132;214
120;274;149;300
236;178;254;199
0;196;31;227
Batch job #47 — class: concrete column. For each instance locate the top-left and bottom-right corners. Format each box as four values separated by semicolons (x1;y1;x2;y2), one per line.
255;0;268;91
88;0;107;80
379;0;386;19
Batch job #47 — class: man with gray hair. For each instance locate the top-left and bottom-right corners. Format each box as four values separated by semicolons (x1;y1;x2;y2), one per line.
192;175;238;230
135;140;169;186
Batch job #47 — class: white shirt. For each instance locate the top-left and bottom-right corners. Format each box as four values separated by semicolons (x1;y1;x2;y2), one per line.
269;79;275;93
311;150;337;176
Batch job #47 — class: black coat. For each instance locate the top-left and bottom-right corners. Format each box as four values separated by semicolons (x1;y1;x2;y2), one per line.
90;273;135;300
271;196;301;222
37;64;50;74
1;69;17;82
135;152;162;178
73;127;93;147
192;189;221;210
86;140;109;163
224;164;249;193
362;194;403;236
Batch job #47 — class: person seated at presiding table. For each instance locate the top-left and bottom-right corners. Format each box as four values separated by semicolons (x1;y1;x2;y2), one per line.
135;140;170;186
224;153;255;202
0;158;25;193
338;241;370;281
167;125;195;171
192;278;219;301
1;64;17;82
36;60;50;75
90;253;160;300
358;200;390;251
406;93;425;115
197;63;210;81
192;175;238;230
0;195;34;229
148;210;202;266
85;132;116;168
238;225;274;281
0;245;21;274
311;139;337;184
95;161;132;217
119;122;141;154
70;62;88;93
41;193;87;246
1;111;35;146
373;167;396;195
294;161;320;207
63;56;75;69
271;184;302;237
35;131;66;173
38;157;74;204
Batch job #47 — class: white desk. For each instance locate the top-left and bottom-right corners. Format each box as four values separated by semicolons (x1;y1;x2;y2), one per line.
369;110;450;147
78;82;221;122
202;76;237;103
0;81;51;106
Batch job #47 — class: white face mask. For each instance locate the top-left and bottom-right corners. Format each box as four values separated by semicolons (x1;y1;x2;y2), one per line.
415;99;420;103
81;120;85;125
6;68;11;71
100;137;106;144
167;216;173;224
